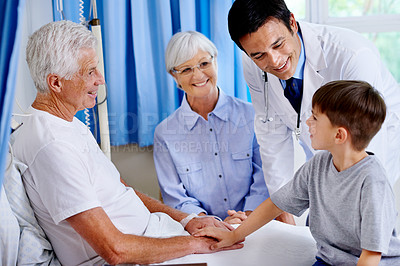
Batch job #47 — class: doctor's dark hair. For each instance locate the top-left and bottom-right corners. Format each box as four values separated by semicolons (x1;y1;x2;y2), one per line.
312;80;386;151
26;20;97;93
228;0;292;51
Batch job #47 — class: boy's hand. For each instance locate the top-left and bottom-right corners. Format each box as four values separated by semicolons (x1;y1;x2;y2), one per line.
224;210;248;224
194;227;244;250
192;235;244;254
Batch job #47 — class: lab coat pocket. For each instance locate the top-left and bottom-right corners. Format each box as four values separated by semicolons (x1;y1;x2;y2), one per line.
232;148;253;172
176;162;203;194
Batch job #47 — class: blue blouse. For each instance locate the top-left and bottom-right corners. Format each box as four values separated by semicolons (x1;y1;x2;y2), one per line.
153;89;269;219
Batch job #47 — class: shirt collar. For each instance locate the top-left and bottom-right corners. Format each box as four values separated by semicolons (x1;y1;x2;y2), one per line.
280;29;305;87
293;29;305;79
180;88;229;131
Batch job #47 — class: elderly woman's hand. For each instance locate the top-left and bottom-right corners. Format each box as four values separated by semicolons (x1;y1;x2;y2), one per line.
224;210;249;224
185;216;234;235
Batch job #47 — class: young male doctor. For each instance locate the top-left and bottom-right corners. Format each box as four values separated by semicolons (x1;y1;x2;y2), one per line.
228;0;400;224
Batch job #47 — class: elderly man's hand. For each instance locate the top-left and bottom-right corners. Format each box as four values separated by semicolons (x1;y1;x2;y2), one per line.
185;216;234;235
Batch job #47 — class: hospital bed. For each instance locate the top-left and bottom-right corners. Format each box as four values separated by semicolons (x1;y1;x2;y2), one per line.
0;143;60;265
1;141;316;265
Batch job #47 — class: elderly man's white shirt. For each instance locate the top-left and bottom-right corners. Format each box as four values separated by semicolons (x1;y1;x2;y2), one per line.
243;21;400;195
12;107;151;265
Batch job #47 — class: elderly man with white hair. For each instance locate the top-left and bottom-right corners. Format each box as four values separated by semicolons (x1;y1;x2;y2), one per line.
12;20;242;266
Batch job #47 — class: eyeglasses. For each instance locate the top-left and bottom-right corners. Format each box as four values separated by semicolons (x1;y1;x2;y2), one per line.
172;56;214;76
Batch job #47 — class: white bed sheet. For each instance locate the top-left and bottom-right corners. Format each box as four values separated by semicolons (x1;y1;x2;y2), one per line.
159;220;317;266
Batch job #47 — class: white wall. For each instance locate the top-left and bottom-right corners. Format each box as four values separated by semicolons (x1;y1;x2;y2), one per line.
111;144;160;199
13;0;52;117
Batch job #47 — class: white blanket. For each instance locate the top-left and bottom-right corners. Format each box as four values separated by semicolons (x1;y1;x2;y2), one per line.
159;220;317;266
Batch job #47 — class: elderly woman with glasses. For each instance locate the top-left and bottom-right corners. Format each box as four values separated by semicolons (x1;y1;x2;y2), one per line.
154;31;269;225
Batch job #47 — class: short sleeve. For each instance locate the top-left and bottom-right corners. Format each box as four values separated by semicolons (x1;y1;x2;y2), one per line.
28;141;101;224
360;176;396;253
270;161;310;217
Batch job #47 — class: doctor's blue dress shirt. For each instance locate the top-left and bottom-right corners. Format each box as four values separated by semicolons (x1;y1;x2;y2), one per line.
153;89;269;220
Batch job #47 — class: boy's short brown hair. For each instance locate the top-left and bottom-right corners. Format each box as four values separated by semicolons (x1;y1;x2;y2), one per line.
312;80;386;151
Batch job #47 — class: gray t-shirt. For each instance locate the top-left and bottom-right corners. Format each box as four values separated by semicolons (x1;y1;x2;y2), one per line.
271;151;400;265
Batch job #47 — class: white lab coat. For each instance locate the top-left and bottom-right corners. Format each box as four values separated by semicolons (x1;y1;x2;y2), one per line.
243;21;400;195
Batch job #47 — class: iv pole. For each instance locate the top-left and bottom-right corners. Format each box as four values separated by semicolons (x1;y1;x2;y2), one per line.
90;0;111;159
57;0;111;159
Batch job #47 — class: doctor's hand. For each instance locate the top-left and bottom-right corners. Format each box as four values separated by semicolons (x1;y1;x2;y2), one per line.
224;210;248;224
193;227;245;250
185;216;234;235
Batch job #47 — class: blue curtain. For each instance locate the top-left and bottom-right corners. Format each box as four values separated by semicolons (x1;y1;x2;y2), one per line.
0;0;26;187
53;0;248;147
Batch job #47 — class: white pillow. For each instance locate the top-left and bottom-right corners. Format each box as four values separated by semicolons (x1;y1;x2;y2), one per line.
3;146;60;265
0;185;19;266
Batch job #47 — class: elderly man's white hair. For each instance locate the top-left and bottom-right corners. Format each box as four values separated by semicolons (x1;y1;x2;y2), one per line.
26;20;97;93
165;31;218;74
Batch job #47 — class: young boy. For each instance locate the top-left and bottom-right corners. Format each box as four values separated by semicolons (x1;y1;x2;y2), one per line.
195;80;400;265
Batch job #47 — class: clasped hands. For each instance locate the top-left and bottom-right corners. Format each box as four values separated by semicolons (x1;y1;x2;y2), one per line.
185;210;247;252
